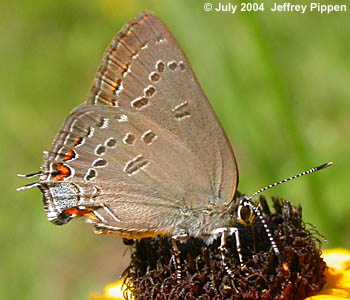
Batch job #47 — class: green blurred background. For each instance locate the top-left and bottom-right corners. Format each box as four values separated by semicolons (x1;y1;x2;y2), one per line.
2;0;349;299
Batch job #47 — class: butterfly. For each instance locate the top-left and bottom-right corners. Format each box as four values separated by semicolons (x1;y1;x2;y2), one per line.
18;12;331;262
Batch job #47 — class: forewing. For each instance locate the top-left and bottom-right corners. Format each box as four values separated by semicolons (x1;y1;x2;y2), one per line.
86;12;238;207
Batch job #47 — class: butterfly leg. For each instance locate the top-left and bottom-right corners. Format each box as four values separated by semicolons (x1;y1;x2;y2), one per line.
171;233;188;280
211;227;243;277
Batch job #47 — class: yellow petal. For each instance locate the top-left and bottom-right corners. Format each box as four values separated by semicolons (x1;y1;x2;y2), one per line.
307;294;350;300
306;249;350;299
322;249;350;271
90;279;133;300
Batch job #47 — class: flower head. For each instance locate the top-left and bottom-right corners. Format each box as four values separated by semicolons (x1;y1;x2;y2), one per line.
124;196;328;299
93;197;349;300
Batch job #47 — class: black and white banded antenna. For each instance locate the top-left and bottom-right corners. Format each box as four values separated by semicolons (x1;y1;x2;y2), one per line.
239;162;333;258
246;162;333;202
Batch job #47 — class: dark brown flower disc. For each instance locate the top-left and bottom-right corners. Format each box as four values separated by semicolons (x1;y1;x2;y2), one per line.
124;196;327;300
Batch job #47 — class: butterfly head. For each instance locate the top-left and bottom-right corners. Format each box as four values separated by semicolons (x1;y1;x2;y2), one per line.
236;196;257;226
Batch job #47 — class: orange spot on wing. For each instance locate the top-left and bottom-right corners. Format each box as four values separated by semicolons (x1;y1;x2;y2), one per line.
73;136;82;147
65;208;98;221
53;163;71;181
63;150;75;161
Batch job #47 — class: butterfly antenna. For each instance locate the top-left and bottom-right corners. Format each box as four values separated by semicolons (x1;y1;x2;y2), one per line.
241;162;333;259
246;162;333;201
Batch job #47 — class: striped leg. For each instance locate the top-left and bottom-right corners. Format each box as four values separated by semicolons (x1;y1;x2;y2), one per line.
171;234;188;280
211;227;244;277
